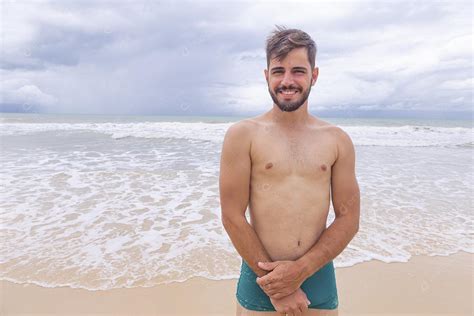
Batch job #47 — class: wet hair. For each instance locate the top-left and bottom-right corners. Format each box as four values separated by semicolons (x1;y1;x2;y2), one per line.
265;25;317;69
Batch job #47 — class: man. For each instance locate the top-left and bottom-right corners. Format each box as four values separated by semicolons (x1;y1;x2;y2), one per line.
219;26;360;316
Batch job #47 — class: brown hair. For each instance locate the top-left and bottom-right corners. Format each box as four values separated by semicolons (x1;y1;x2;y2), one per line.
265;25;317;69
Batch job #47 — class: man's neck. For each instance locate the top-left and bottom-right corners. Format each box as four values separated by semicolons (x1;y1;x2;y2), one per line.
270;103;310;129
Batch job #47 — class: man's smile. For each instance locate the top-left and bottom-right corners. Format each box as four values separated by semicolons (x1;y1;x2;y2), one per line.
278;88;300;98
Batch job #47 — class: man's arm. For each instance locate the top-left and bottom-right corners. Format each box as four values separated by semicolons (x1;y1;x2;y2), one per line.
296;127;360;278
219;121;272;277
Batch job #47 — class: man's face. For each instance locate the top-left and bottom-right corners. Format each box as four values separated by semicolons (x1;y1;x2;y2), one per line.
265;47;318;112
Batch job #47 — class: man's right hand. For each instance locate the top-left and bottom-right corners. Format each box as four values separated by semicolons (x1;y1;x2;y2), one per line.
269;287;311;316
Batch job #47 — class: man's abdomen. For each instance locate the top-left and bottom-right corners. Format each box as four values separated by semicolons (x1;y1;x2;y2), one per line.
248;179;331;261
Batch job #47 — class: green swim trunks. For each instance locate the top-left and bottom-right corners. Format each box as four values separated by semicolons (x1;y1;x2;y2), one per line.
236;259;338;311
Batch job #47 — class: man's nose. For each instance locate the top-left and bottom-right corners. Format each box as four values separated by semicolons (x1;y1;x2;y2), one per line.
280;72;295;86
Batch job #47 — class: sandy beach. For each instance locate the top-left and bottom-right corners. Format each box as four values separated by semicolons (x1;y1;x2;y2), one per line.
1;251;471;316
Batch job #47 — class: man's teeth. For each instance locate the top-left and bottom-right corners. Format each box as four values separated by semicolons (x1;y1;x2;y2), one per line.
280;90;298;95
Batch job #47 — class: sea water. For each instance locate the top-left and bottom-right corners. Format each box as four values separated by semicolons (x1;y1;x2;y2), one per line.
0;113;472;290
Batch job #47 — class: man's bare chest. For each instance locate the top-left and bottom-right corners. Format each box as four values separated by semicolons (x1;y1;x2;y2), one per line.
249;128;337;181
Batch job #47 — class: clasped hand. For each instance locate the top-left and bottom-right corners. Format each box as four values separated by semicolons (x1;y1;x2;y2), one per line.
256;260;307;299
256;260;310;315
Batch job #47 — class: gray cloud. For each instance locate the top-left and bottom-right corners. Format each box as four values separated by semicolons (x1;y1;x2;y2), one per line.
1;0;472;117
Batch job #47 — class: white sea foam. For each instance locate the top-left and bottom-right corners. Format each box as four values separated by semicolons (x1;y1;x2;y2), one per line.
0;121;472;147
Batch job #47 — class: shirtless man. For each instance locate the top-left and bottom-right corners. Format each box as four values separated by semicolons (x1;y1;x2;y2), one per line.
219;26;360;316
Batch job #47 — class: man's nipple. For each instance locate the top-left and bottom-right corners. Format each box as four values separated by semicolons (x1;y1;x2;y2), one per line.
320;164;327;171
265;162;273;169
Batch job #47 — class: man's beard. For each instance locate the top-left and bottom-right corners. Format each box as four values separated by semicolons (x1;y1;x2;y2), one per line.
268;83;312;112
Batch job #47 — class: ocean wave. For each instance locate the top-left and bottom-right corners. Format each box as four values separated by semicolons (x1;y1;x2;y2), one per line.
0;122;472;147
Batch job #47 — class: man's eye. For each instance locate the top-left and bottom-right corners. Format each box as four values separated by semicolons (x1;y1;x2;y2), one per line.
272;70;304;74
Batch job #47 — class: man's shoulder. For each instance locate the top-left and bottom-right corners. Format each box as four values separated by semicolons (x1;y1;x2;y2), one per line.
310;118;354;154
223;119;259;151
311;117;350;138
226;116;263;136
318;123;354;158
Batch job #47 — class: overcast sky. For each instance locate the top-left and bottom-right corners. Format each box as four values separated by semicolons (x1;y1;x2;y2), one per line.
1;0;472;118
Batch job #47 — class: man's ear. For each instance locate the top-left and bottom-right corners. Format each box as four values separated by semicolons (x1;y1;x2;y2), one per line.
264;69;269;83
311;67;319;85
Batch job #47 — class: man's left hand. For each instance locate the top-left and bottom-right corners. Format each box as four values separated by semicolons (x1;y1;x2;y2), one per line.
256;260;307;300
